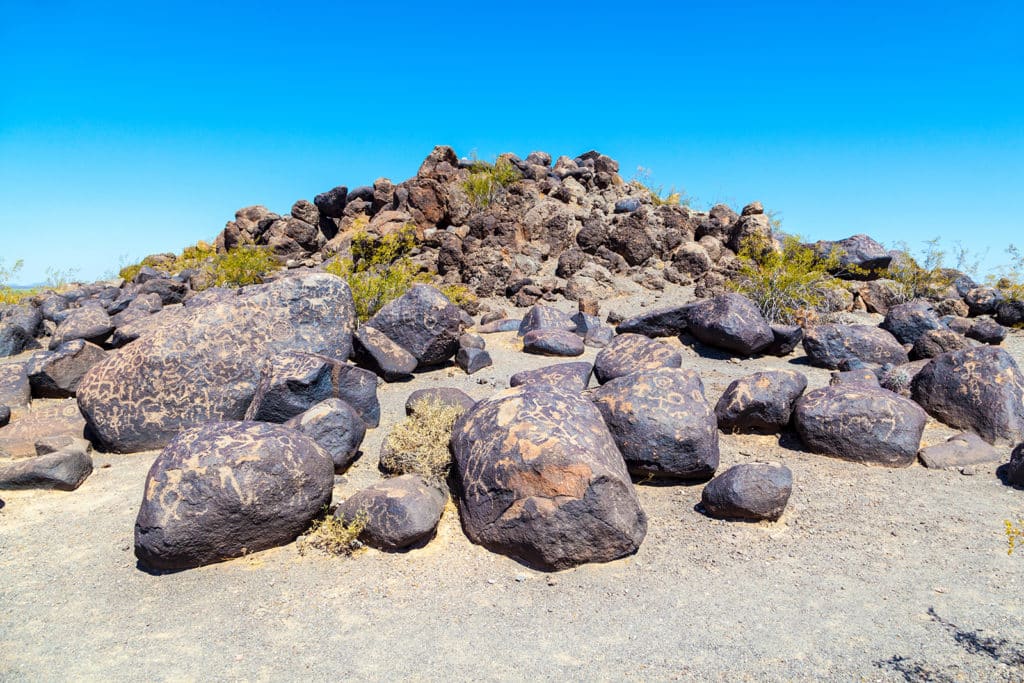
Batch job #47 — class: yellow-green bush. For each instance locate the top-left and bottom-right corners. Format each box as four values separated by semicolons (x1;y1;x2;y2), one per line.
208;244;278;288
462;157;522;208
298;508;368;557
1006;519;1024;555
0;258;32;304
439;283;477;310
379;397;463;482
885;238;959;303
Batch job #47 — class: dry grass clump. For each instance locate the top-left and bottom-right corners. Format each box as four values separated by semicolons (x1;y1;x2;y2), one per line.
379;398;463;481
298;509;368;557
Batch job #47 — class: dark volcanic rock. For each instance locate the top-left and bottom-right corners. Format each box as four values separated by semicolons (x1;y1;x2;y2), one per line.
911;329;971;360
685;294;773;356
0;323;37;358
245;351;380;427
616;305;690;338
517;305;576;336
477;319;521;333
77;273;356;453
522;329;585;357
354;324;418;380
284;398;366;472
591;368;719;480
364;285;462;369
593;333;683;384
830;369;881;388
964;287;1002;316
966;318;1008;345
335;474;446;551
451;383;647;571
26;340;105;398
456;347;492;374
134;421;334;570
802;324;908;369
765;325;804;357
700;463;792;521
794;386;927;466
881;300;943;345
715;370;808;433
510;362;593;392
0;362;30;407
0;399;85;459
1006;443;1024;486
0;446;93;491
911;347;1024;445
49;307;114;349
918;432;1001;470
879;359;930;397
995;300;1024;328
815;234;892;274
405;388;476;416
0;405;9;428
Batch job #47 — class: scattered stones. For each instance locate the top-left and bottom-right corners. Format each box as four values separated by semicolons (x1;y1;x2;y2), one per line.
592;368;719;480
616;305;690;337
700;463;792;521
802;324;908;369
49;307;114;349
364;285;463;369
715;370;808;433
26;340;106;398
522;329;585;357
794;386;926;466
510;362;593;392
593;333;683;384
684;294;773;356
284;398;366;472
0;445;93;491
966;318;1007;345
335;474;446;551
918;432;1002;470
405;388;476;415
451;383;647;571
456;347;492;374
354;325;417;381
911;347;1024;445
881;300;943;345
134;421;334;570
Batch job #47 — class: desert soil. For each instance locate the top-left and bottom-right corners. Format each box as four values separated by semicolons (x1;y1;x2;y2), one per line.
2;284;1023;682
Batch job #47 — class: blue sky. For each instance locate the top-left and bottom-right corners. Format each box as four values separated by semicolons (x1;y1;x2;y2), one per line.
1;1;1021;283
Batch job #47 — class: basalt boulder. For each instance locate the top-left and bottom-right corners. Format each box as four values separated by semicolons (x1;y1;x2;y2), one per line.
684;294;773;356
881;300;943;346
802;324;908;369
0;362;30;407
134;421;334;570
522;329;585;357
591;367;719;480
918;432;1001;470
405;387;476;416
1005;443;1024;486
616;305;691;338
593;333;683;384
517;305;577;336
353;325;417;381
910;329;971;360
49;307;114;349
26;340;106;398
451;383;647;571
284;398;366;472
715;370;808;433
966;318;1008;345
335;474;447;551
510;362;593;392
0;445;93;491
700;463;793;521
364;285;462;369
0;323;37;358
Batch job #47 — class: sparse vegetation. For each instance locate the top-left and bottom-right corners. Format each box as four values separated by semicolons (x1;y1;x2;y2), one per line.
634;166;690;207
379;398;463;482
0;258;31;304
118;241;276;289
298;508;368;557
989;244;1024;303
727;232;845;324
324;224;429;322
885;238;959;303
462;156;522;208
439;283;477;310
1007;519;1024;555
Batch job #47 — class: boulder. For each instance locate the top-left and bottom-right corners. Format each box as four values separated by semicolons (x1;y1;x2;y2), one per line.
910;347;1024;445
0;362;30;407
245;351;380;427
715;370;808;433
765;325;804;357
0;323;37;358
48;307;114;349
26;340;105;398
284;398;366;472
477;319;521;333
966;318;1007;345
593;333;683;384
685;294;773;356
134;421;334;570
616;305;690;338
335;474;447;551
77;273;356;453
815;234;892;274
522;329;585;357
1005;443;1024;486
456;347;492;374
451;383;647;571
700;463;792;521
510;362;593;392
802;324;908;369
405;388;476;416
918;432;1002;470
856;279;903;315
879;359;930;398
0;446;93;491
584;325;615;348
0;405;8;428
794;386;926;466
138;278;187;306
364;285;462;369
881;300;943;345
517;305;577;336
964;287;1002;316
353;325;417;381
0;399;86;459
591;367;719;480
1;304;43;338
830;369;881;388
910;329;971;360
995;300;1024;328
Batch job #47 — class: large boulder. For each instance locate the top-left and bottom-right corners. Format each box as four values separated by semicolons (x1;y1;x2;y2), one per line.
510;362;593;392
49;307;114;349
284;398;366;472
995;300;1024;328
910;329;971;360
26;340;105;398
881;300;943;345
593;333;682;384
616;305;690;338
685;294;773;356
522;329;584;357
0;362;30;407
715;370;808;433
802;324;908;369
0;445;93;491
517;305;577;336
451;383;647;571
364;285;462;370
591;368;719;480
0;399;86;459
335;474;446;551
134;421;334;570
910;347;1024;445
794;386;926;466
353;325;417;381
0;323;37;358
814;234;892;275
700;463;792;521
77;273;356;453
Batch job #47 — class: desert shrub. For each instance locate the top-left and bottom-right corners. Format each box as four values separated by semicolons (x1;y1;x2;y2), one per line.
885;238;959;303
988;244;1024;303
727;232;845;324
633;166;690;207
325;224;429;322
0;258;32;304
440;283;477;310
208;244;278;288
298;508;368;557
1006;519;1024;555
462;156;522;208
379;398;463;482
117;241;221;284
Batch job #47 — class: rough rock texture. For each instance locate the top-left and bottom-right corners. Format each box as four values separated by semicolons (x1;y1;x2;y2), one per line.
405;387;475;415
0;324;37;358
910;329;971;360
616;305;690;337
517;305;577;336
77;274;356;453
593;333;683;384
134;421;334;570
0;399;86;459
522;329;585;357
802;324;908;369
509;362;593;392
1006;443;1024;486
881;300;943;345
829;369;880;388
910;347;1024;445
685;294;773;356
364;285;462;369
765;325;804;357
715;370;808;433
335;474;446;551
917;432;1002;470
794;386;927;467
284;399;366;473
49;307;114;349
814;234;892;274
451;383;647;571
0;362;31;407
996;300;1024;328
591;368;719;480
0;405;9;427
456;347;492;374
26;340;106;398
354;325;417;381
0;446;93;491
966;318;1008;345
700;463;792;521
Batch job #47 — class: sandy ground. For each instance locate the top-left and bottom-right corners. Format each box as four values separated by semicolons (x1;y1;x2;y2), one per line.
2;288;1023;681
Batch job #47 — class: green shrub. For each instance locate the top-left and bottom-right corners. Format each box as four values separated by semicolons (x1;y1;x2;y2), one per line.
298;508;367;557
988;244;1024;303
0;258;31;305
727;232;845;324
439;283;477;310
885;238;958;303
379;397;464;482
208;244;278;288
462;156;522;208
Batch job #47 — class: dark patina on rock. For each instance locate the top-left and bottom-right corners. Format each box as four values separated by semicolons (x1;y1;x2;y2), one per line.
284;398;366;472
616;305;690;338
881;300;943;346
593;333;682;384
335;474;447;551
684;293;773;356
700;463;792;521
451;383;647;571
405;387;476;415
364;285;463;369
0;446;93;491
918;432;1001;470
522;329;585;357
802;324;908;369
510;362;593;392
715;370;808;433
26;340;106;399
354;324;417;380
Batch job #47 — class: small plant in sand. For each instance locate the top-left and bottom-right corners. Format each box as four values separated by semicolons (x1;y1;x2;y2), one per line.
379;398;463;481
298;508;368;557
1006;519;1024;555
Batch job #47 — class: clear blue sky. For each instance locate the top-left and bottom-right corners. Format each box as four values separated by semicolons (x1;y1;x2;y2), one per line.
1;1;1021;284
